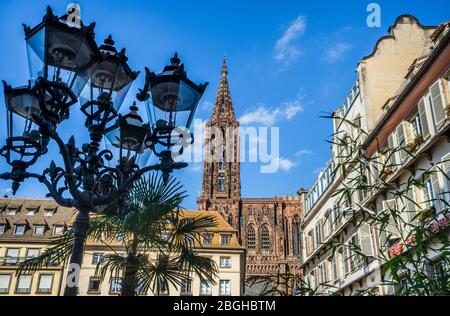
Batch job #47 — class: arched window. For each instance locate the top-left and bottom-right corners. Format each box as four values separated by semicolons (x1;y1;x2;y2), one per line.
247;226;256;250
261;226;270;251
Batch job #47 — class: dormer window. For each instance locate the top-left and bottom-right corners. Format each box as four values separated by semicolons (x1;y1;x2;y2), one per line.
203;234;213;245
26;209;36;216
7;208;17;216
44;209;55;217
220;234;231;245
54;225;64;235
0;224;5;235
34;226;45;236
14;225;26;235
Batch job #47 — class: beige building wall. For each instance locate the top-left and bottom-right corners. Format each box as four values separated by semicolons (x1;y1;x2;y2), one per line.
1;203;245;296
358;15;437;132
0;243;65;296
68;248;243;296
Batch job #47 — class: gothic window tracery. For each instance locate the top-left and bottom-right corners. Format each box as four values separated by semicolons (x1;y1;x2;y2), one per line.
261;225;270;251
247;225;256;250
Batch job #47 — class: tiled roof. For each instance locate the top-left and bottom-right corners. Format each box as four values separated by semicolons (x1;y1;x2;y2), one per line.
0;198;76;241
0;198;244;250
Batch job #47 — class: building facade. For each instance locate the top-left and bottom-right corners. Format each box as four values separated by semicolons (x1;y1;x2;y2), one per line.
197;59;302;279
300;15;450;295
0;198;75;296
0;199;245;296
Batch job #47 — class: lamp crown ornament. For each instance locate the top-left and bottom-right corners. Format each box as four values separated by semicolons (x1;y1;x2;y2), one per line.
171;52;181;66
100;34;118;54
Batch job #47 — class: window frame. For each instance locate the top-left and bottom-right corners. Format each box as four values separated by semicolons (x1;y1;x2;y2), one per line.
219;256;231;269
92;252;104;265
5;248;20;265
36;274;54;294
26;248;40;259
219;280;231;296
109;277;122;294
14;224;26;235
220;234;231;245
88;277;102;294
202;233;213;245
34;225;45;236
180;279;192;296
54;225;64;235
0;274;12;294
15;274;33;294
26;209;36;216
44;210;54;218
200;281;212;296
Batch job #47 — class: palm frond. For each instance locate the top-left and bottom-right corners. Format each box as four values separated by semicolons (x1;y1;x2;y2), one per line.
16;230;75;276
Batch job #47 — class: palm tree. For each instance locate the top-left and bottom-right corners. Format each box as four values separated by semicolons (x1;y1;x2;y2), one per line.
17;173;218;296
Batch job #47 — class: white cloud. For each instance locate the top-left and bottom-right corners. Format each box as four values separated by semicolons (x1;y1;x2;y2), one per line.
239;94;304;126
322;42;352;63
273;15;306;65
201;100;213;111
295;149;313;157
278;158;297;172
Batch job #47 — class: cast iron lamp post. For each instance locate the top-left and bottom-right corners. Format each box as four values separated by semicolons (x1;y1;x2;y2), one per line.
0;7;207;296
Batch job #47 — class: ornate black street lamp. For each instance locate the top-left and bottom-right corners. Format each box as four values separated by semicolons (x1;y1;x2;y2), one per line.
0;6;208;296
137;53;208;182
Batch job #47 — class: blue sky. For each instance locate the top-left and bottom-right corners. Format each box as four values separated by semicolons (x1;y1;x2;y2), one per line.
0;0;449;209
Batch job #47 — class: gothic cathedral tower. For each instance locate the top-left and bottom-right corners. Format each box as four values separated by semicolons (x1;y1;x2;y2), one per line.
197;58;241;231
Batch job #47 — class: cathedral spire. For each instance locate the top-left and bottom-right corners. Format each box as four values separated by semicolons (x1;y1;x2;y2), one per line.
221;56;228;78
198;58;241;229
210;57;236;123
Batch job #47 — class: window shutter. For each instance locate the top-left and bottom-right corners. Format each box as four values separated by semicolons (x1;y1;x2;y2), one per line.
360;223;374;257
328;209;334;233
403;120;414;144
396;123;408;162
387;134;398;166
405;188;418;225
441;153;450;206
382;200;401;240
418;99;430;139
371;155;381;181
430;81;446;131
430;168;443;213
343;247;349;274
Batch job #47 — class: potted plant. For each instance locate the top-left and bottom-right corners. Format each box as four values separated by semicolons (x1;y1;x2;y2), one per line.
407;134;424;152
418;206;436;224
381;166;395;180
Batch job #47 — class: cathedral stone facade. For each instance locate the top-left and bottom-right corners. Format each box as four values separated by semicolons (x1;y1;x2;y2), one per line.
197;59;302;278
